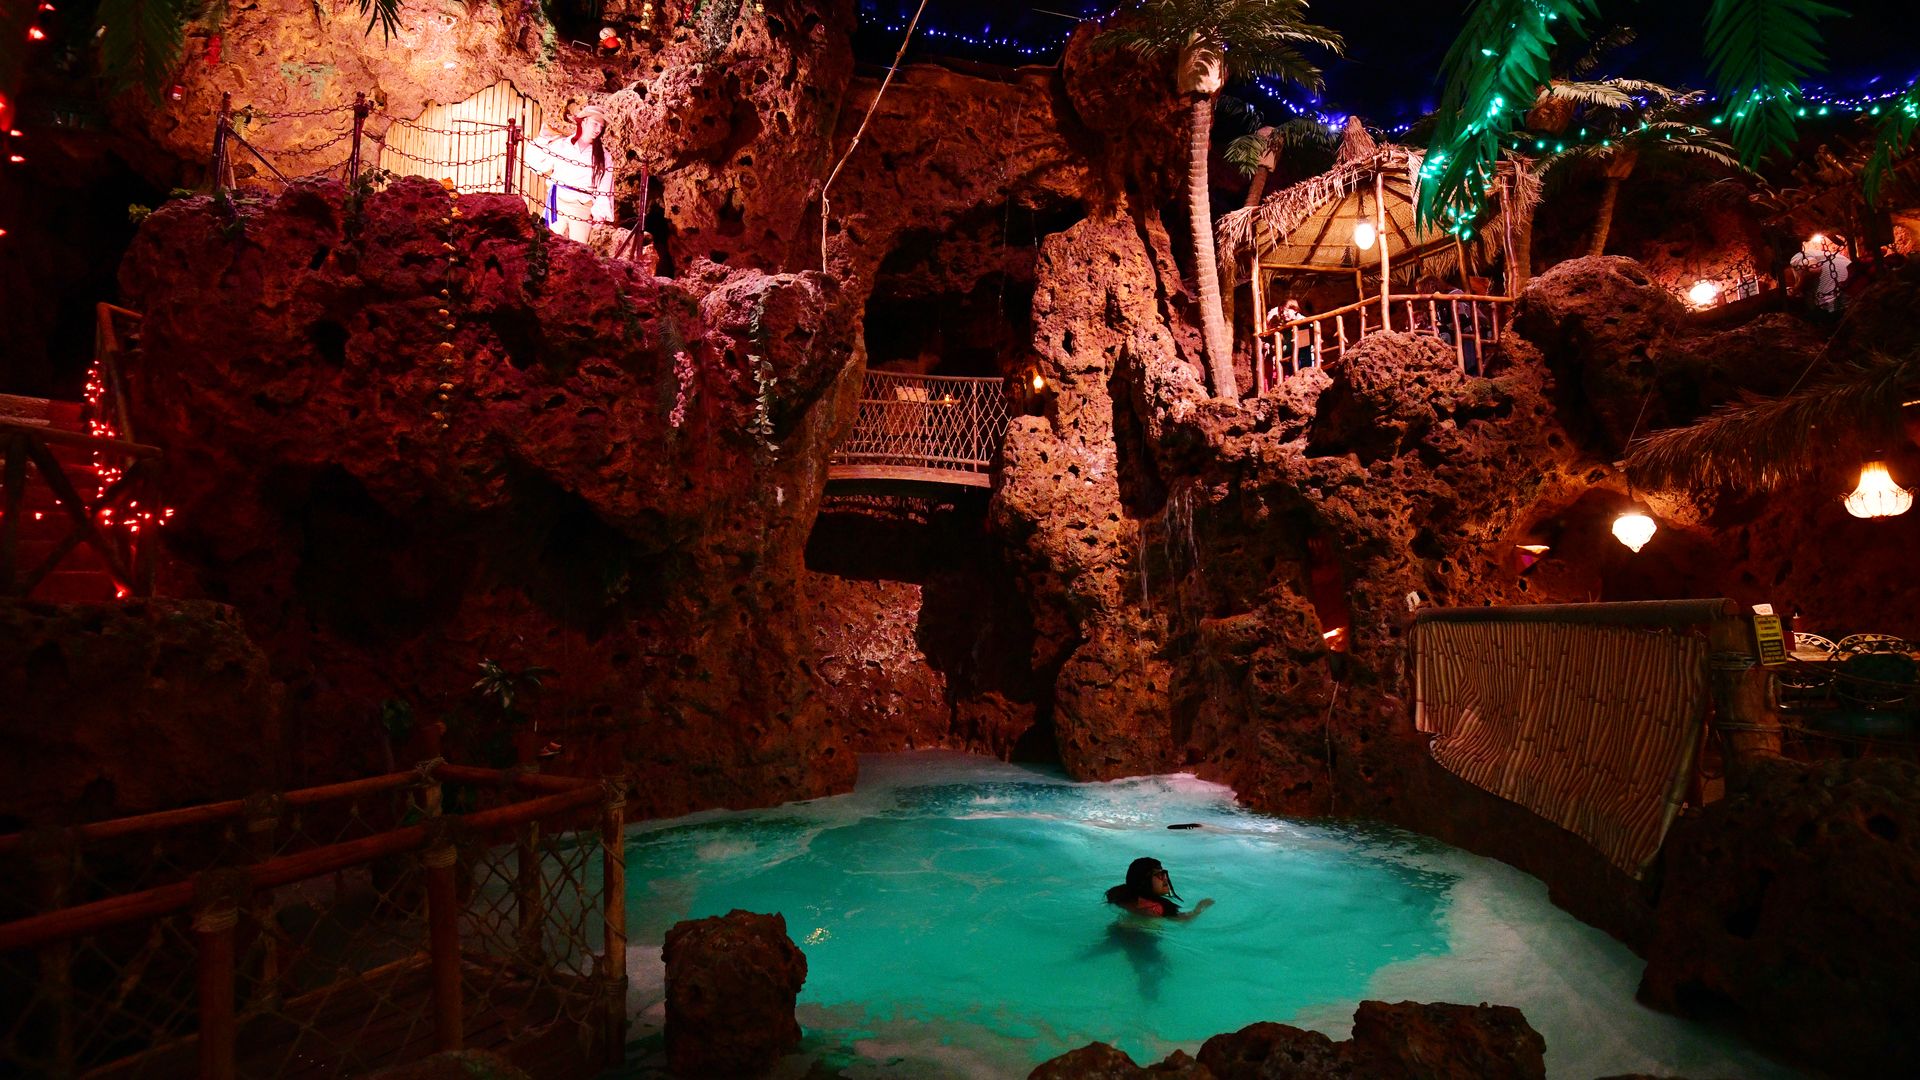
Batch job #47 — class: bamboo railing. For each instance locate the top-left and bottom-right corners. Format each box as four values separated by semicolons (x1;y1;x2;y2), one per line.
1254;292;1514;394
827;370;1014;489
0;761;628;1079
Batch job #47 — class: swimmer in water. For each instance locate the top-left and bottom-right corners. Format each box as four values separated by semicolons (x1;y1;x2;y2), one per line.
1105;857;1215;920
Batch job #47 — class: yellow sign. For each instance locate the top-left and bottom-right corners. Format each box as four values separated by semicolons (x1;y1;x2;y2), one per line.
1753;614;1788;666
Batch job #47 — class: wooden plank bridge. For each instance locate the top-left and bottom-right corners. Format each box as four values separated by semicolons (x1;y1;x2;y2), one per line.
827;370;1013;489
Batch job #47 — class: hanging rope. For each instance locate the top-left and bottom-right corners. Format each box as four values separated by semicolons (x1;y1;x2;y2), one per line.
819;0;930;274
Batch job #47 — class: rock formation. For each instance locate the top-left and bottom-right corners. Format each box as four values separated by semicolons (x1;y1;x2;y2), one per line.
662;908;808;1076
1029;1000;1547;1079
0;599;280;826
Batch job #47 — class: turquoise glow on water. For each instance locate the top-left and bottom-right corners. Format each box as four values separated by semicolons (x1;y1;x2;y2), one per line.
622;753;1801;1078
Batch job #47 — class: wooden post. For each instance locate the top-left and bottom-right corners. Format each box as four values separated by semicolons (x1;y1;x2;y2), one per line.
348;93;369;187
242;794;282;1004
599;777;628;1067
193;872;245;1080
1;432;25;595
1249;258;1266;393
1708;614;1782;793
28;829;76;1078
514;765;545;966
424;836;463;1053
210;93;232;196
504;117;520;196
1374;169;1391;330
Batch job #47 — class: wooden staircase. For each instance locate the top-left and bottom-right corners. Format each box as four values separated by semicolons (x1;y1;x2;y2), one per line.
0;394;121;602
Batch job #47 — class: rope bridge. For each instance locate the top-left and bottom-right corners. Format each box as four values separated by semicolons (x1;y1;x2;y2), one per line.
0;761;627;1078
827;370;1014;489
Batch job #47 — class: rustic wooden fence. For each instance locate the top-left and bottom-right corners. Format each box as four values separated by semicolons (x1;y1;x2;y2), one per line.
1255;292;1514;392
0;761;628;1079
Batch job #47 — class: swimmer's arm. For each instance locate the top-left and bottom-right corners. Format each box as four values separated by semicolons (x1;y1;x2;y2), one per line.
1168;898;1215;922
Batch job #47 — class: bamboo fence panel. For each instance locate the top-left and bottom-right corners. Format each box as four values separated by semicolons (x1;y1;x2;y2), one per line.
377;81;547;204
1412;619;1709;876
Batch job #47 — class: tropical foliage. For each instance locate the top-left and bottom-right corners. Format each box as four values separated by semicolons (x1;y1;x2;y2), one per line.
1098;0;1343;400
1417;0;1912;230
1626;349;1920;495
1224;115;1340;206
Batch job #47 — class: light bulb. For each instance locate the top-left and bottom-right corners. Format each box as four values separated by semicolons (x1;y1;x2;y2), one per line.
1353;221;1377;251
1030;372;1046;392
1844;461;1914;519
1612;511;1656;553
1686;279;1720;308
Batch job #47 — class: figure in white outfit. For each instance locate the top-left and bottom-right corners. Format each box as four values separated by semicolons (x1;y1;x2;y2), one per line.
526;104;615;243
1789;233;1851;312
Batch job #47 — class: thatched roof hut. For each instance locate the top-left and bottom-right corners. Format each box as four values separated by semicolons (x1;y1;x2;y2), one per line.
1215;118;1538;293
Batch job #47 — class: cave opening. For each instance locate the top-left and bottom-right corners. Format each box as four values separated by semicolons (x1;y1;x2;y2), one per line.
804;490;1054;763
862;197;1084;379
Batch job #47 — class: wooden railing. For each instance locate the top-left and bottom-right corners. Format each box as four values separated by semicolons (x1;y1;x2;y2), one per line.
1254;293;1514;394
827;370;1013;489
0;761;628;1079
0;305;161;600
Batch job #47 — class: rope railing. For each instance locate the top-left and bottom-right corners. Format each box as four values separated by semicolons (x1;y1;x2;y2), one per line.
827;370;1014;489
0;760;628;1078
1253;292;1514;393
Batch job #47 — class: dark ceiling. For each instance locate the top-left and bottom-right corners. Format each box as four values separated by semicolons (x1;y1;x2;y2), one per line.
854;1;1912;126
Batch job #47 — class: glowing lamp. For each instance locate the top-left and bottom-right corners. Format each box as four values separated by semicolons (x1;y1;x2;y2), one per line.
1685;279;1720;308
1611;510;1656;553
1352;221;1377;251
1843;461;1913;519
27;26;46;41
1030;372;1046;392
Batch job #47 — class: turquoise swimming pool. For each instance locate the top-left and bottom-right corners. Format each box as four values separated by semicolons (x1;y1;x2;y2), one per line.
619;753;1798;1078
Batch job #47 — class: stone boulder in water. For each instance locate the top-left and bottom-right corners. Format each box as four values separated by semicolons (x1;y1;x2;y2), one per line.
662;908;808;1077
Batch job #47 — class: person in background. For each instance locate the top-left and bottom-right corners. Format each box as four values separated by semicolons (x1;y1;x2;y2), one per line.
526;104;615;244
1105;857;1215;920
1789;233;1852;314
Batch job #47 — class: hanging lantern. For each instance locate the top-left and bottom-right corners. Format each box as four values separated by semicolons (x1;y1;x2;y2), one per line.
1612;510;1656;553
1685;279;1720;308
1030;371;1047;392
1843;461;1914;519
1353;220;1377;251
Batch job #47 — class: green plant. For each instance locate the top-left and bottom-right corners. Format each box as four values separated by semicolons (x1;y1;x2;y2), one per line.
1097;1;1343;402
1223;115;1340;206
473;658;557;729
127;203;154;224
379;697;416;744
750;358;778;452
525;212;551;292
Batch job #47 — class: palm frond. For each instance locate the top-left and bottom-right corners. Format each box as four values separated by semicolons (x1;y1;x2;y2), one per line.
1702;0;1846;163
1865;87;1919;207
96;0;196;100
1539;81;1635;111
1096;0;1343;90
355;0;401;39
1223;115;1337;175
1568;25;1636;79
1626;350;1920;494
1417;0;1599;231
1224;129;1268;174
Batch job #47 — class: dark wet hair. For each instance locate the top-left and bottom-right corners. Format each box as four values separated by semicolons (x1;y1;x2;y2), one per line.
1106;857;1182;913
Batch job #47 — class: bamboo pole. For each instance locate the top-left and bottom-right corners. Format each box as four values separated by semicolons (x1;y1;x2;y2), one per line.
1249;259;1266;393
29;830;76;1078
193;874;244;1080
1375;169;1391;329
599;778;628;1068
1708;616;1782;791
425;839;463;1053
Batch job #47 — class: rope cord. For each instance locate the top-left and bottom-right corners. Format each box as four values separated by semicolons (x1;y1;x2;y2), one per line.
819;0;930;274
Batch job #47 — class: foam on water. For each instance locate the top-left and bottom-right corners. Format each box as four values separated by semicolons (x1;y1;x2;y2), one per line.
621;752;1801;1078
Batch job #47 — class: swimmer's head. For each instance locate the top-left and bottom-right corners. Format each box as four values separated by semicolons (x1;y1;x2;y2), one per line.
1125;857;1181;901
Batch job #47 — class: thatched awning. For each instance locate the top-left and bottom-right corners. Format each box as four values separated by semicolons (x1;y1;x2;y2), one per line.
1215;129;1537;287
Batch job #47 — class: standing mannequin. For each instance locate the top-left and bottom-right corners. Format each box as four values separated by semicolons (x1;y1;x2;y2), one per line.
527;104;615;243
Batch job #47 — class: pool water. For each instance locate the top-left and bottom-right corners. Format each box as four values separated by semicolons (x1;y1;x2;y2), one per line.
621;752;1799;1078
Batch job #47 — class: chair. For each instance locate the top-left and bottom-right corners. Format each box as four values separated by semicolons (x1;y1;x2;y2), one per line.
1837;633;1913;655
1792;632;1839;660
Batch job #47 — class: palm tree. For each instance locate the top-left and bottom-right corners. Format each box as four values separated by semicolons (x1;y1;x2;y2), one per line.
1534;95;1748;257
1224;115;1339;207
1099;1;1342;402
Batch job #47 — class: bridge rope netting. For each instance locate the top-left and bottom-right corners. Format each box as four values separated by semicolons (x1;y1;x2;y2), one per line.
827;370;1014;487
